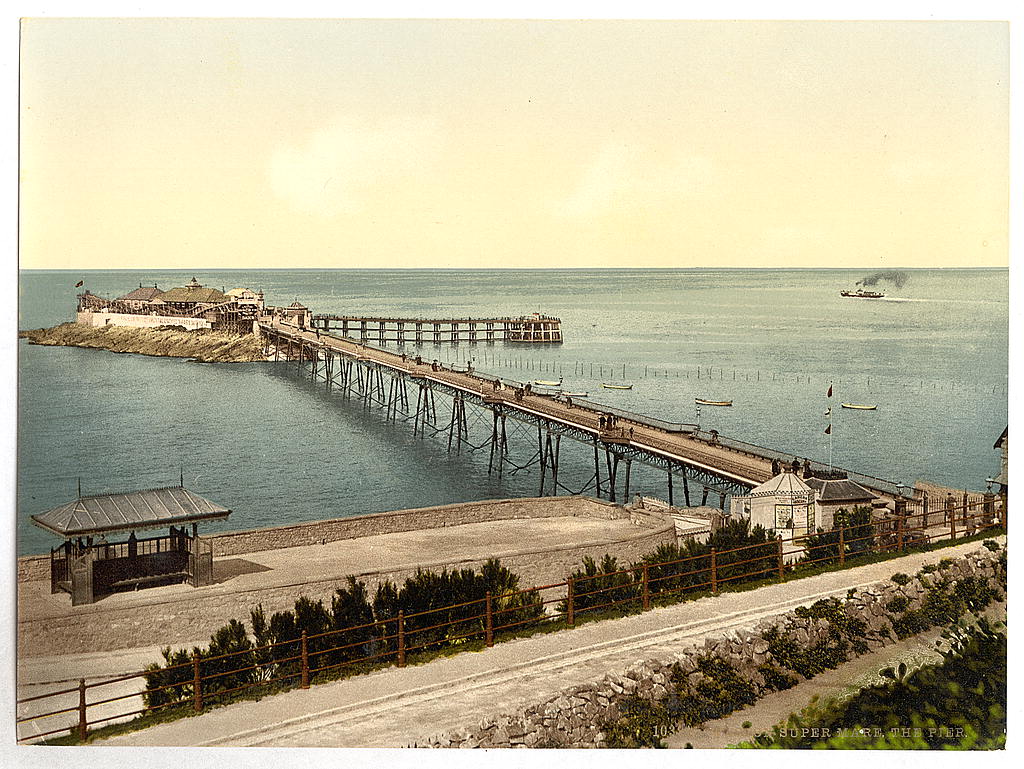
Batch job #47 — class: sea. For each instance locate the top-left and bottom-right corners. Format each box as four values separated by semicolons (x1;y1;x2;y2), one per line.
16;268;1008;557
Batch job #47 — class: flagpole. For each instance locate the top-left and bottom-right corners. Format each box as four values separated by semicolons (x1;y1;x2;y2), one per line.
826;381;834;473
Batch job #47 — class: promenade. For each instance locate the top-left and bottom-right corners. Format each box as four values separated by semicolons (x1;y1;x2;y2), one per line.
93;538;997;748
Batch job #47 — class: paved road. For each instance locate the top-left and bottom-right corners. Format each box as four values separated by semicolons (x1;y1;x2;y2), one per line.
96;538;997;748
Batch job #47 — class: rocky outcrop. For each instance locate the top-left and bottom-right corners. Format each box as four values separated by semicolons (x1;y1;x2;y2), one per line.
19;323;265;363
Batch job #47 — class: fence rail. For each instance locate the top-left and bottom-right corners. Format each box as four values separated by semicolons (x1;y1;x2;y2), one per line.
16;498;1005;743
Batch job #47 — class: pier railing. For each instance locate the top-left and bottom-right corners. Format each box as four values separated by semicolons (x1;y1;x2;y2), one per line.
17;498;1004;744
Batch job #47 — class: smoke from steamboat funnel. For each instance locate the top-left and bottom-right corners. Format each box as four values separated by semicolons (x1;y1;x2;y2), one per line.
856;271;908;288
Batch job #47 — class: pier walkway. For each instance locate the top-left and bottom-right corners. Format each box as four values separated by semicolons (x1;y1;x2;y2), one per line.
96;538;997;748
259;319;901;504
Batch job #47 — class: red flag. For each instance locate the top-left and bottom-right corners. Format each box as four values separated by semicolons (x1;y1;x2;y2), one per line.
75;280;84;287
825;424;832;434
826;384;833;398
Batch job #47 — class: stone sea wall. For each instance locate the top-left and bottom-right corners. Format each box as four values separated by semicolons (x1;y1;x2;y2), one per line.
208;496;644;557
18;497;675;656
422;543;1006;748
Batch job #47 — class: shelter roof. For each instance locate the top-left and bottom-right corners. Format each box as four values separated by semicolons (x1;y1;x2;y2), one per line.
995;427;1007;450
158;285;228;304
749;471;811;497
31;486;231;538
804;477;875;502
117;285;164;302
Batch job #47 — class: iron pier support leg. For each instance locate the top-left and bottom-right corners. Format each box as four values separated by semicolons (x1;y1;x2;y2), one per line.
538;425;547;496
701;487;709;506
623;459;632;503
488;409;498;473
683;474;691;507
605;448;618;503
552;434;560;495
668;467;674;506
593;437;602;498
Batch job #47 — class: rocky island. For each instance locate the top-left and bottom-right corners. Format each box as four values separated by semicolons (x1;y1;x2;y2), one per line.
19;322;266;363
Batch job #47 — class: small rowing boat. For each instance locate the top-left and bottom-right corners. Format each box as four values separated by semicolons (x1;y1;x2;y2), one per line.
841;403;877;410
601;383;633;390
695;398;732;407
534;379;562;387
562;391;588;397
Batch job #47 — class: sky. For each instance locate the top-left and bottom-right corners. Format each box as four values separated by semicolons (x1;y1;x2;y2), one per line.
16;19;1012;271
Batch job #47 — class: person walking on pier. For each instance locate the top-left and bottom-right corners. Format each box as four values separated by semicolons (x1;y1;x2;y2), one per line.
599;416;606;430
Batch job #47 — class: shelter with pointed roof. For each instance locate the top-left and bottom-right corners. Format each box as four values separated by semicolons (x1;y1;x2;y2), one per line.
33;485;231;605
730;471;817;536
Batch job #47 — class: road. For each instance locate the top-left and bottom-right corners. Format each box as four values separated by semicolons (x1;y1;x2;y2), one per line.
93;538;995;748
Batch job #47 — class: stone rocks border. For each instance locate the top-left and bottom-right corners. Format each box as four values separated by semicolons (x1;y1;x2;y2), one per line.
421;543;1006;748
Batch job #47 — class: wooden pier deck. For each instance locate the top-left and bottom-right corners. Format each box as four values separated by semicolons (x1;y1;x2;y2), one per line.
310;313;562;344
259;319;906;507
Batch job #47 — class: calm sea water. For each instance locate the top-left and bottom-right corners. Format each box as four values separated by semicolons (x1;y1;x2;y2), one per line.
17;268;1008;556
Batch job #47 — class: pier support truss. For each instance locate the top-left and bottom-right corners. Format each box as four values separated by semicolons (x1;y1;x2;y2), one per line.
261;325;759;504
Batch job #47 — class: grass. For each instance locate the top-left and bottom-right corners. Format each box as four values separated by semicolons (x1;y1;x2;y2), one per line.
36;526;1004;745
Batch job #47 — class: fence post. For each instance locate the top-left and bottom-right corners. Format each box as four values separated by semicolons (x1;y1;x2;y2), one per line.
397;611;406;668
777;536;784;580
485;591;494;647
949;509;957;542
983;492;995;526
300;631;309;689
192;654;203;712
838;526;845;565
77;678;87;741
895;498;906;552
710;549;718;594
567;578;575;627
641;564;650;610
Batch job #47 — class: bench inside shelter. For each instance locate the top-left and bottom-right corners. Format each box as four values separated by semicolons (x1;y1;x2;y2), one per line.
32;485;231;606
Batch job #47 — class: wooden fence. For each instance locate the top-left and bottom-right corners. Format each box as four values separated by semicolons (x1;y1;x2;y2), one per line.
16;498;1005;743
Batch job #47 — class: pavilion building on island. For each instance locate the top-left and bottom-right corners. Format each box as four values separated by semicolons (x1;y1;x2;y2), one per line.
32;485;231;606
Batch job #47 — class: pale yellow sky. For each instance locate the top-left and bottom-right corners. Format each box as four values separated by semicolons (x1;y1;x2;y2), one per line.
18;19;1009;270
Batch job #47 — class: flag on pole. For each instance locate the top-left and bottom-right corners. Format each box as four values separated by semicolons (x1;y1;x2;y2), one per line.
75;280;84;287
825;424;832;435
826;384;833;398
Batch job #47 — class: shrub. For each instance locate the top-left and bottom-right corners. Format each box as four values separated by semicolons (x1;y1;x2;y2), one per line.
803;505;875;566
603;697;674;748
885;595;909;614
758;664;798;692
737;618;1007;750
564;555;638;613
982;539;1000;552
891;572;911;585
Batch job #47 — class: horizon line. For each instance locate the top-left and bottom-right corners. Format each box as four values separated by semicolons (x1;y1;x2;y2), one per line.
17;265;1010;272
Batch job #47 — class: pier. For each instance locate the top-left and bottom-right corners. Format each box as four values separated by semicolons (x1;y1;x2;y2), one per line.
258;319;902;506
310;313;562;344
